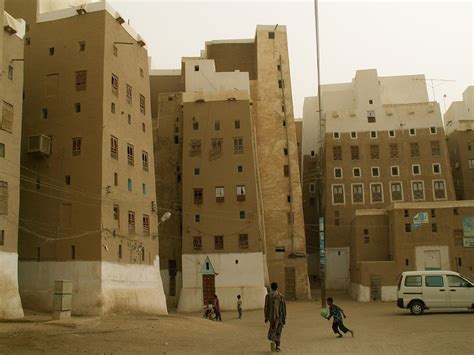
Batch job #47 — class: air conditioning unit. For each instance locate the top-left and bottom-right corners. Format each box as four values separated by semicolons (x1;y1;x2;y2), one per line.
27;135;51;156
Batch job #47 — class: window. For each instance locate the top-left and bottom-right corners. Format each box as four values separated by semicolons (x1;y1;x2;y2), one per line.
237;165;243;173
352;184;364;204
113;45;118;57
236;185;246;201
142;151;149;172
234;138;243;154
0;230;4;245
239;210;246;219
111;102;115;114
367;111;376;123
193;168;200;176
454;208;459;215
65;175;71;185
234;120;241;129
215;186;225;203
190;140;201;156
469;160;474;170
143;215;150;236
113;204;120;222
372;167;380;177
72;137;82;156
389;130;395;137
140;68;144;77
139;94;146;114
287;195;291;203
311;150;315;157
110;136;118;159
114;173;118;186
41;108;48;119
7;65;13;80
214;120;220;130
215;236;224;250
111;74;119;95
0;143;4;158
350;146;359;160
391;166;399;177
211;138;223;154
370;131;377;139
71;245;75;260
431;141;440;156
0;181;8;214
390;182;403;201
75;70;87;91
49;47;55;56
268;31;275;39
128;211;135;234
370;183;383;203
142;123;146;132
127;178;132;192
309;183;316;194
78;41;86;51
389;143;399;158
433;180;446;200
370;145;379;159
405;276;422;287
447;275;470;287
142;183;147;195
239;234;249;249
431;209;436;218
193;236;202;250
283;148;288;156
433;163;441;174
278;80;283;88
363;228;369;243
193;121;199;130
405;223;411;232
74;103;81;113
409;128;416;136
332;184;345;204
1;102;14;132
425;276;444;287
334;168;342;178
333;132;340;139
430;127;437;134
127;144;134;166
194;214;200;223
333;146;342;160
118;244;122;258
126;84;132;105
431;223;437;233
404;209;409;217
412;164;421;175
194;188;203;204
410;143;420;158
350;131;357;139
353;167;361;177
283;165;289;177
128;114;131;124
369;99;373;104
412;181;425;201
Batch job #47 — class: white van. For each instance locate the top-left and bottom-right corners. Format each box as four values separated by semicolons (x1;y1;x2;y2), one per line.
397;270;474;315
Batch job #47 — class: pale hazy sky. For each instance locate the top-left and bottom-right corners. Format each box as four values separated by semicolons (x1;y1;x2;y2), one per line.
108;0;473;117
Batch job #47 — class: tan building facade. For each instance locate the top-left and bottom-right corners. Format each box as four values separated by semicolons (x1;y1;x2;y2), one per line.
307;69;455;289
445;86;474;200
350;201;474;301
6;0;166;315
0;2;25;319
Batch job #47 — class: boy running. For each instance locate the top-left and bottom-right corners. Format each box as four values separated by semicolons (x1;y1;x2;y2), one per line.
326;297;354;338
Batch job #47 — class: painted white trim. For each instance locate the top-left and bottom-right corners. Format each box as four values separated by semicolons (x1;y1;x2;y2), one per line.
351;183;365;205
412;164;421;176
371;166;380;178
334;167;343;179
390;165;400;177
333;132;340;139
350;131;357;139
352;167;361;178
409;128;417;136
411;180;426;201
430;126;437;134
331;183;346;205
370;131;378;139
432;163;442;175
432;179;448;201
388;130;396;137
369;182;384;204
389;181;404;202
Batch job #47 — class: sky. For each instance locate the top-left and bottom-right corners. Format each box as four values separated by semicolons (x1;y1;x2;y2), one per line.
108;0;473;117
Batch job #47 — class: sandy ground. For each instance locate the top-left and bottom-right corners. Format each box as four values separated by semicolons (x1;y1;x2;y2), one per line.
1;292;473;354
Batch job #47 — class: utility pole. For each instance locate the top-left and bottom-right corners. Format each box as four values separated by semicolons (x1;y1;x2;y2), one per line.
314;0;326;308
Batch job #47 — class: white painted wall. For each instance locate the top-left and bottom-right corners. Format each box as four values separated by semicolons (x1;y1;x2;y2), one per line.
415;245;450;271
19;257;167;316
178;252;267;312
349;283;397;302
325;247;350;290
0;251;24;319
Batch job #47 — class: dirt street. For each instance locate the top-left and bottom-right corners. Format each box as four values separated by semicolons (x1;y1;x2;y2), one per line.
1;292;473;354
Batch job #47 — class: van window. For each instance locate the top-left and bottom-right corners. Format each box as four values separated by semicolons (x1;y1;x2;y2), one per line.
425;276;444;287
447;275;470;287
404;275;422;287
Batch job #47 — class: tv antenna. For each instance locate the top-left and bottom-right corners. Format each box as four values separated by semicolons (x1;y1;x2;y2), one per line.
412;78;455;101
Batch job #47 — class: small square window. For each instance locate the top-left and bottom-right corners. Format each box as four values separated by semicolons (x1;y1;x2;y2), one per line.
350;131;357;139
195;214;200;223
41;108;48;119
65;175;71;185
193;168;200;176
431;223;437;233
391;166;399;176
367;111;376;123
405;223;411;232
235;120;241;129
334;168;342;178
389;130;395;137
353;167;361;177
283;148;288;155
430;127;437;134
404;209;409;217
193;121;199;130
268;31;275;39
74;103;81;113
282;120;286;127
433;163;441;174
370;131;377;139
333;132;340;139
49;47;55;56
412;164;421;175
194;65;199;71
369;100;373;104
409;128;416;136
214;121;220;130
372;167;380;177
78;41;86;51
237;165;243;173
239;210;246;219
287;195;291;203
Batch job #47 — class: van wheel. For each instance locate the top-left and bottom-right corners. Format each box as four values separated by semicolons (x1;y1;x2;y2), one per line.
409;301;424;315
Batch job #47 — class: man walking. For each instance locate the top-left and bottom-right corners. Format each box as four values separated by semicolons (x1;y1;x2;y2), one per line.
264;282;286;352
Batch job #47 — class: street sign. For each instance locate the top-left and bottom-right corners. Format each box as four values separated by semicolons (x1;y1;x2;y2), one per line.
413;212;428;224
463;238;474;248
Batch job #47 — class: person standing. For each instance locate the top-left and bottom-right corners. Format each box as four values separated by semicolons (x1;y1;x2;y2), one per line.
264;282;286;352
326;297;354;338
213;294;222;322
237;295;243;319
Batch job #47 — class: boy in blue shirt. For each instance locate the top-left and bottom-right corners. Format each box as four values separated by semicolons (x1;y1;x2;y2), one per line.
326;297;354;338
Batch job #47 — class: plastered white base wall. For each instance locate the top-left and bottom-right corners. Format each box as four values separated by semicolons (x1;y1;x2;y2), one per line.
178;252;267;312
349;283;397;302
19;256;167;315
0;251;24;319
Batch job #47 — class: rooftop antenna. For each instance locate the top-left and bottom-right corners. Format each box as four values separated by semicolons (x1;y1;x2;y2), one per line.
412;77;455;102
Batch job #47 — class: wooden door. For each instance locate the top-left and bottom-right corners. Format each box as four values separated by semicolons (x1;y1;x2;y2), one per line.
202;274;215;305
285;267;296;300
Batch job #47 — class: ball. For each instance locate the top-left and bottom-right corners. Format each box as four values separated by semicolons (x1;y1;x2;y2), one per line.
320;309;329;318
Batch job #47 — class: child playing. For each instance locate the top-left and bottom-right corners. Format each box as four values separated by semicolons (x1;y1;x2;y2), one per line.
237;295;242;319
203;300;215;320
326;297;354;338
